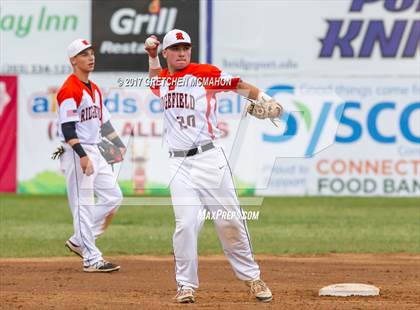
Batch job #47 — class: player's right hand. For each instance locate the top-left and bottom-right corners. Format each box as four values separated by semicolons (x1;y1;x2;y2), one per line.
144;35;160;58
80;156;94;176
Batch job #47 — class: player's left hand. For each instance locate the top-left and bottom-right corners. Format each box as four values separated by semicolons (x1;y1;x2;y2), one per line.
247;98;283;120
98;139;124;164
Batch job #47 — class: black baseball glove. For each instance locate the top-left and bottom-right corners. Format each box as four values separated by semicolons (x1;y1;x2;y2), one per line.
51;146;65;160
98;139;123;164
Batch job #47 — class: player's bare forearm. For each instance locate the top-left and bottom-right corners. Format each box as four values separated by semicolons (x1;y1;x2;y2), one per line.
67;138;80;147
145;35;161;78
235;80;260;100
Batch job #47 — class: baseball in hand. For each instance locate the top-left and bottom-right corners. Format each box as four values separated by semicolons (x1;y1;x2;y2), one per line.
145;37;158;48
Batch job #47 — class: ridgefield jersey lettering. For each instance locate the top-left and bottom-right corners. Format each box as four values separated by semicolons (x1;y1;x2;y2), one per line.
151;63;240;150
57;74;110;144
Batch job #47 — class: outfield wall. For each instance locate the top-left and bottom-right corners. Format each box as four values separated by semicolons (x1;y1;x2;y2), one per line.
1;0;419;196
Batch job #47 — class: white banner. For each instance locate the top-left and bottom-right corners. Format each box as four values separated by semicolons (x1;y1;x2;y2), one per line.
246;76;420;197
0;0;90;75
18;73;172;194
213;0;420;76
9;0;420;196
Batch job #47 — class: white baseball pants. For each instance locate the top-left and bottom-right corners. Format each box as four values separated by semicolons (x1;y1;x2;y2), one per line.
60;143;122;265
169;146;260;289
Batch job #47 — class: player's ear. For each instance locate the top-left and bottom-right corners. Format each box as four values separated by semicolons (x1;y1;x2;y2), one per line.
162;49;167;59
70;57;77;65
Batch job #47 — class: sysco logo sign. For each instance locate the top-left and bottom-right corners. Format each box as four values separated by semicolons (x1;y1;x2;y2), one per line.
263;85;420;157
319;0;420;58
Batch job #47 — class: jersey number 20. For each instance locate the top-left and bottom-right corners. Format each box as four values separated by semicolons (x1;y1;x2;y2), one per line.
176;115;196;129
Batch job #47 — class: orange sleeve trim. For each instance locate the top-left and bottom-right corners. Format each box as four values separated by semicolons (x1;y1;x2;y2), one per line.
57;80;83;107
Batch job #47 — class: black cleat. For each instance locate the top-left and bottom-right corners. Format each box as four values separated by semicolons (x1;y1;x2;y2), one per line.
83;260;120;273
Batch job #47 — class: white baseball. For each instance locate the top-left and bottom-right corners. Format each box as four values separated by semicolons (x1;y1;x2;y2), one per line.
145;37;158;48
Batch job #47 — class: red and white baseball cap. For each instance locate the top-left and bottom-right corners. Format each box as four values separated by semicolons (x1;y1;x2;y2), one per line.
67;39;92;58
162;29;191;49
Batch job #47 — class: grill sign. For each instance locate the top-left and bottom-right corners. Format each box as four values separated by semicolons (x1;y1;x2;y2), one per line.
92;0;199;71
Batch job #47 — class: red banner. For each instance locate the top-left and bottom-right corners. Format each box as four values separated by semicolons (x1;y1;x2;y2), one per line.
0;76;18;192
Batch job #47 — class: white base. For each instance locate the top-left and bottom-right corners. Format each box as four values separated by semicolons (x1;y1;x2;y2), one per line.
319;283;380;297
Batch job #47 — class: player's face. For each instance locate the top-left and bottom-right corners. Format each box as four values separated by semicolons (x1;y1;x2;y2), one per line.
163;44;191;72
71;48;95;72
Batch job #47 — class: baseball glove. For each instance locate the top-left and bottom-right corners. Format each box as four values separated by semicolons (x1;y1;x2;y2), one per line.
247;98;283;120
51;146;65;160
98;139;123;164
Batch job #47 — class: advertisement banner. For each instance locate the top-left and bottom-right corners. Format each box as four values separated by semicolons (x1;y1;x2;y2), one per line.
17;73;170;194
246;76;420;197
17;73;419;196
0;0;90;75
92;0;200;71
212;0;420;76
0;75;18;192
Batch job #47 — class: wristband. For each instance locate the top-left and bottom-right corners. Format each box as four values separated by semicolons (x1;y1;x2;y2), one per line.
72;143;87;158
149;56;161;69
111;136;125;148
257;91;272;102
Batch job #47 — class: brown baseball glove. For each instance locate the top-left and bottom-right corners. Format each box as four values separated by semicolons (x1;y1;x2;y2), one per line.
247;98;283;120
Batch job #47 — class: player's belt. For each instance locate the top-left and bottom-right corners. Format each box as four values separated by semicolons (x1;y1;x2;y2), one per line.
169;142;215;158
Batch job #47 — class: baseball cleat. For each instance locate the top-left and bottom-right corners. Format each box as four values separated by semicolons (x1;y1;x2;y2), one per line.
65;240;82;258
83;260;120;273
246;279;273;302
174;286;195;303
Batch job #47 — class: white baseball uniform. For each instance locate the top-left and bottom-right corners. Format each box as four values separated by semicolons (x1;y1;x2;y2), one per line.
57;74;122;266
152;63;260;289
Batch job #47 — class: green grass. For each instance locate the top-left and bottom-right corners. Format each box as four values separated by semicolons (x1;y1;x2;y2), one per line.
0;194;419;257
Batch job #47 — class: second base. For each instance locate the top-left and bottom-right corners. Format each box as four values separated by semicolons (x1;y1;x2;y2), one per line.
319;283;380;297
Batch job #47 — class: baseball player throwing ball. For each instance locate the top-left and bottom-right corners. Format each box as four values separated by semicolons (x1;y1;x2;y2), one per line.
56;39;125;272
145;30;283;303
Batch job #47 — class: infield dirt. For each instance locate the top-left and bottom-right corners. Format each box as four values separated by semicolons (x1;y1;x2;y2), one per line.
1;254;419;309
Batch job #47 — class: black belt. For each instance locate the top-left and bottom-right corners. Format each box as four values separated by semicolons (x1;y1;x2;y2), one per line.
169;142;215;158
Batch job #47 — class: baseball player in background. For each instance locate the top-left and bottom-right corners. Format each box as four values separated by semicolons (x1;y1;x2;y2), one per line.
144;30;283;303
56;39;125;272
